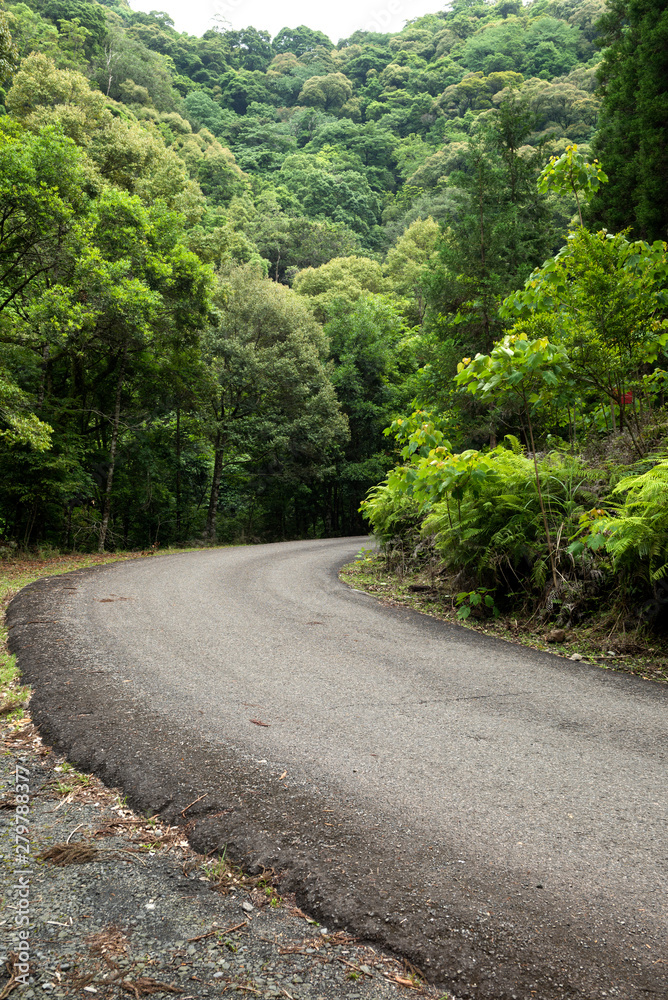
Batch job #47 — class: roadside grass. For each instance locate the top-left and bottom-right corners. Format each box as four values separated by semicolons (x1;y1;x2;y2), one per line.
340;550;668;685
200;850;284;907
50;761;93;795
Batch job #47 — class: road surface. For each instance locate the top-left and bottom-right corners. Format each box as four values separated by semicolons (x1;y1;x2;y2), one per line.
8;538;668;1000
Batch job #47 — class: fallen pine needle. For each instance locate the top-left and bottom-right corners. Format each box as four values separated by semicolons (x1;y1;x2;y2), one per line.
0;954;20;1000
119;977;184;997
222;921;247;935
187;926;219;943
38;843;99;866
385;976;420;990
38;843;144;866
180;793;207;816
336;958;372;976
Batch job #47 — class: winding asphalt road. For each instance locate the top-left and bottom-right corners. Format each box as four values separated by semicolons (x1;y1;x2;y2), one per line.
8;537;668;1000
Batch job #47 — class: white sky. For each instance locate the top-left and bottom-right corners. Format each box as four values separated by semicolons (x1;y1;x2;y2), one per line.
129;0;446;44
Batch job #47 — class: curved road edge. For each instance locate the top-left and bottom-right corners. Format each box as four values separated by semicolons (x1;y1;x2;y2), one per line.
7;556;666;1000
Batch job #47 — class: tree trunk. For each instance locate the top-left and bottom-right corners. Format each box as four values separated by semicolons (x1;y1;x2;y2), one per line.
98;345;127;553
205;431;223;541
38;344;49;407
526;408;558;590
175;405;182;539
65;502;73;551
23;503;37;549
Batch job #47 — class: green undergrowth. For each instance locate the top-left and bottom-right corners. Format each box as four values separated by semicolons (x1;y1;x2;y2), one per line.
340;550;668;685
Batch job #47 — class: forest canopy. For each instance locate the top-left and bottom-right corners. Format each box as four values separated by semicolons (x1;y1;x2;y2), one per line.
1;0;667;633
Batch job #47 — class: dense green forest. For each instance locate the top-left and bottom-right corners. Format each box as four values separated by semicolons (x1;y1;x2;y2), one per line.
0;0;667;626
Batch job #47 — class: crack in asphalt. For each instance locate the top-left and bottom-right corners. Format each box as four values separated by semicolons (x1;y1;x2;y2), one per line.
317;692;531;709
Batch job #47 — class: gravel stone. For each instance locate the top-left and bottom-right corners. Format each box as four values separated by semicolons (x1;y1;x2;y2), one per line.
1;722;442;1000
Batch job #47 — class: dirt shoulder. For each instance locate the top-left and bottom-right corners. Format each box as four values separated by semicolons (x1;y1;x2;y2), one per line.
339;552;668;686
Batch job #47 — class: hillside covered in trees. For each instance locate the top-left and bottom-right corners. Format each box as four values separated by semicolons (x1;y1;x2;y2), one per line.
1;0;667;636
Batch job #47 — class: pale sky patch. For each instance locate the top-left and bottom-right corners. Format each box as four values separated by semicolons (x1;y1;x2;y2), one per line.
128;0;447;44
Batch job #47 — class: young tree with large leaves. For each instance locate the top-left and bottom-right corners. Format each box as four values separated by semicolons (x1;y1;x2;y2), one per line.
501;227;668;449
456;325;574;588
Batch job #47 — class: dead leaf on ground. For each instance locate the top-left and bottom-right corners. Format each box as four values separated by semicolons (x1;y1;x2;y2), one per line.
86;926;129;957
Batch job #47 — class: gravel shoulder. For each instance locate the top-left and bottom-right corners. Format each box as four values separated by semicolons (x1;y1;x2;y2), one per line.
0;714;443;1000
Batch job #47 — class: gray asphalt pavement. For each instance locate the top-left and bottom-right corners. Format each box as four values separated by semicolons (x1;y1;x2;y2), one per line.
9;537;668;1000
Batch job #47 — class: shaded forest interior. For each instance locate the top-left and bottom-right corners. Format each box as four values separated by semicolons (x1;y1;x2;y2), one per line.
1;0;667;625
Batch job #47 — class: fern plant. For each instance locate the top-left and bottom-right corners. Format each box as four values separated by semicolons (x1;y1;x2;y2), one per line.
422;450;595;593
362;417;598;597
575;458;668;582
361;480;423;544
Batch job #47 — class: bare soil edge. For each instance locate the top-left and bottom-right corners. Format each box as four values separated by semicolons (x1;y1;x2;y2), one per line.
339;548;668;686
7;567;666;1000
